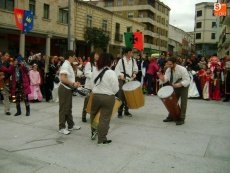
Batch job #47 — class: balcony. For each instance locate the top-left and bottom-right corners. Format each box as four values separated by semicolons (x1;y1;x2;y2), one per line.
114;33;123;42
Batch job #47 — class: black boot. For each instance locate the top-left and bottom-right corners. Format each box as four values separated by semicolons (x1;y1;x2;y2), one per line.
14;104;21;116
26;105;30;116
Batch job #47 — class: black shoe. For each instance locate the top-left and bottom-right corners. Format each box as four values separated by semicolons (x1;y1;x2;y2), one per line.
176;119;185;125
82;117;87;122
223;99;229;102
98;140;112;144
163;117;173;122
118;112;123;118
14;112;21;116
5;112;11;115
124;112;132;117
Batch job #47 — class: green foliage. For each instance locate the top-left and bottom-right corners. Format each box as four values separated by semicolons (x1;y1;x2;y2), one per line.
84;27;110;50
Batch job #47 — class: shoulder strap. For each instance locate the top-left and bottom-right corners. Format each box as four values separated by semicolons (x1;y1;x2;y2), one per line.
122;58;126;79
94;67;109;84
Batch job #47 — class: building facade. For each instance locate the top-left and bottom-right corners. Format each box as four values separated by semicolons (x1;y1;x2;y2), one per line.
0;0;144;58
217;0;230;57
168;25;195;58
194;2;219;58
92;0;170;55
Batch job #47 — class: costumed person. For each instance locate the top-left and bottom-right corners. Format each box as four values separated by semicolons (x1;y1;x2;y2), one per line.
115;47;138;118
0;52;11;115
212;64;222;101
197;64;208;99
8;55;31;116
28;63;43;102
90;53;119;144
222;55;230;102
81;51;99;122
158;57;190;125
58;50;81;135
202;68;212;100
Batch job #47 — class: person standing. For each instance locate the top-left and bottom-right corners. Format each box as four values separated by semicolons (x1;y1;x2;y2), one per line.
222;55;230;102
81;51;99;122
158;57;190;125
58;50;81;135
0;52;12;115
3;55;31;116
28;63;43;102
90;53;119;144
115;47;138;118
145;54;159;95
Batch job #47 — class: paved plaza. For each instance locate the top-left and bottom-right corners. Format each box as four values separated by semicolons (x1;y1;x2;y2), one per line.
0;95;230;173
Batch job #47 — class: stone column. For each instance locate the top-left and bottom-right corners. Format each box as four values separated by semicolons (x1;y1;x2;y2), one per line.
19;32;25;57
46;34;52;56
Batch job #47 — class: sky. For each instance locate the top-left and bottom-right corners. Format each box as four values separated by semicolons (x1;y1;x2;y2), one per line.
161;0;217;32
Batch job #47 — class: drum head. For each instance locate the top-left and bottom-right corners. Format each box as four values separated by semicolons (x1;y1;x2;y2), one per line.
122;81;141;91
157;86;174;98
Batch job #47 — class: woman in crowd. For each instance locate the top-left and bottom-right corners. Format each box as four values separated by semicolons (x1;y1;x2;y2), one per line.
90;53;119;144
81;51;99;122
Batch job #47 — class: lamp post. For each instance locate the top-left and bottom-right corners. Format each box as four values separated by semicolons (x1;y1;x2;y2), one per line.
68;0;74;51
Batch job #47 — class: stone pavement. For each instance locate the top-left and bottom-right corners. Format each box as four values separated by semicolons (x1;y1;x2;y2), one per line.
0;95;230;173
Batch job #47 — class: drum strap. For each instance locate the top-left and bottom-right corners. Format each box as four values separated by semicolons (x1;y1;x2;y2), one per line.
94;67;109;84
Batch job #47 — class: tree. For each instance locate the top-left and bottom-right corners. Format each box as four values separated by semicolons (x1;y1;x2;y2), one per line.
84;27;110;52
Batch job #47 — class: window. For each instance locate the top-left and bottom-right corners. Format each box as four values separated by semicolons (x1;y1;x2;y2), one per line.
211;33;216;39
196;22;202;28
43;4;49;19
102;20;107;31
196;33;201;39
196;10;202;17
87;15;92;27
115;23;120;33
212;22;216;28
127;27;132;32
117;0;123;6
59;8;68;24
29;0;36;15
128;12;134;18
105;1;113;7
128;0;134;5
0;0;14;11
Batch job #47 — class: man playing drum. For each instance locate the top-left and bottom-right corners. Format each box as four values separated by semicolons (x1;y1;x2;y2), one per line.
158;57;190;125
115;47;138;118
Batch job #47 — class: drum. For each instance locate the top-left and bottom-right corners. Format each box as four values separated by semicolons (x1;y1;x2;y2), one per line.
122;81;144;109
157;85;181;120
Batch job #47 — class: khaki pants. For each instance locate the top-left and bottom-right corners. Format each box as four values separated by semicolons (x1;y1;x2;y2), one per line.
58;84;74;129
174;86;189;120
0;86;10;113
90;94;115;143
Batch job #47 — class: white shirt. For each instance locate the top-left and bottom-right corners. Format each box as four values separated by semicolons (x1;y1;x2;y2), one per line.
115;56;138;78
164;64;190;87
92;67;119;95
59;60;75;89
84;62;96;90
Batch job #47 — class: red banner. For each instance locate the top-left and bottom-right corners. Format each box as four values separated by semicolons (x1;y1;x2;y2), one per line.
133;32;143;51
14;8;24;31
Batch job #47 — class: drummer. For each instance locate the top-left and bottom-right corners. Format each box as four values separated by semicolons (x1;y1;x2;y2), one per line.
115;47;138;118
158;57;190;125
